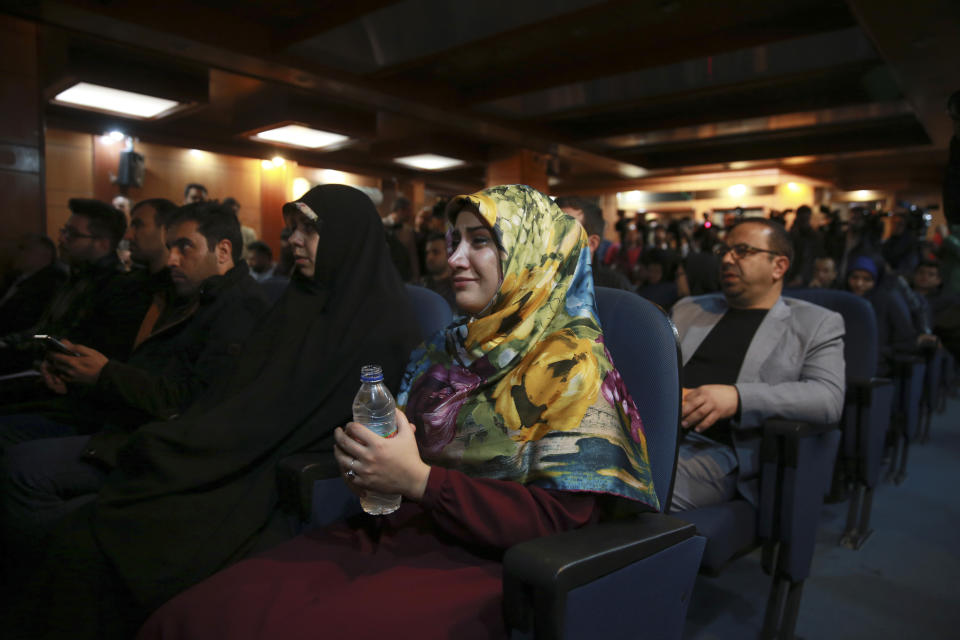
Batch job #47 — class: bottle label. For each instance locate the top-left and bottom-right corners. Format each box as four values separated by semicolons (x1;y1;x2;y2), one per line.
366;419;397;439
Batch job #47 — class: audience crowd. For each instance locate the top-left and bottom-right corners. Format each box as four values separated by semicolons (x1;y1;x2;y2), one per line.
0;101;956;638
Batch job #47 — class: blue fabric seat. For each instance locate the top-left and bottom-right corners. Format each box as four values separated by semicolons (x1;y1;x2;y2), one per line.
680;501;756;573
404;283;453;338
785;288;894;548
503;287;704;639
880;289;927;485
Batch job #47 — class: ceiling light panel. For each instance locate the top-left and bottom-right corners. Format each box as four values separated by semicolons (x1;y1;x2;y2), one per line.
394;154;465;171
254;125;349;149
53;82;181;119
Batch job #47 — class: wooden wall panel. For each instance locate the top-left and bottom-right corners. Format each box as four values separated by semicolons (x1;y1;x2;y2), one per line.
45;129;94;239
259;162;288;257
486;150;549;194
111;141;263;233
93;136;125;203
0;16;44;273
45;130;264;237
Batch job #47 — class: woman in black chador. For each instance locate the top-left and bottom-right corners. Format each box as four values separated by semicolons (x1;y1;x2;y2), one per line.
5;184;422;639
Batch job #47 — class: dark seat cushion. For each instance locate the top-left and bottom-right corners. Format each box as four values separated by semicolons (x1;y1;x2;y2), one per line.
677;500;757;573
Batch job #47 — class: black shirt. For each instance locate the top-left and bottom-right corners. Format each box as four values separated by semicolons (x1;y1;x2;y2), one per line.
683;307;769;446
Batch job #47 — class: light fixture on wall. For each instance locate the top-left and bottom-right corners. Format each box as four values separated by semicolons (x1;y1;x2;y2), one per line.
393;154;465;171
292;177;311;200
616;190;647;208
728;184;748;198
53;82;181;119
100;130;127;144
253;125;349;149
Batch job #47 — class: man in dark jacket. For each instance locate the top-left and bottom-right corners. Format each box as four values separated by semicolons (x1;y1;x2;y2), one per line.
558;196;634;292
0;202;269;581
0;234;66;336
0;199;149;379
787;205;825;287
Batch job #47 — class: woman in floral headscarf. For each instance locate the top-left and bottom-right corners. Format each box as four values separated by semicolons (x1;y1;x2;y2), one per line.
138;185;659;640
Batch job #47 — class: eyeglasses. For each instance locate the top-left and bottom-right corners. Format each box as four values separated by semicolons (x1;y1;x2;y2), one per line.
712;243;782;259
59;226;97;241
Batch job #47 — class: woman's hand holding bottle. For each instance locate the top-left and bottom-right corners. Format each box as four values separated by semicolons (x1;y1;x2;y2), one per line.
334;408;431;502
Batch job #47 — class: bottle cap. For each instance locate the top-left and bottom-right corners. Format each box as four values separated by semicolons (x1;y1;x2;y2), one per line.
360;364;384;383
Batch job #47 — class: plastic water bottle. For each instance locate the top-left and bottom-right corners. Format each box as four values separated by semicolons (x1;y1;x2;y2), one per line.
352;365;402;515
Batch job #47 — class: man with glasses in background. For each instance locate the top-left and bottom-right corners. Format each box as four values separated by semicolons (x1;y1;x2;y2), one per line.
668;218;846;512
0;199;148;392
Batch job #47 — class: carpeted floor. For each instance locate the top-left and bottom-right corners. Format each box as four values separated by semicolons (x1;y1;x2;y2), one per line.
684;395;960;640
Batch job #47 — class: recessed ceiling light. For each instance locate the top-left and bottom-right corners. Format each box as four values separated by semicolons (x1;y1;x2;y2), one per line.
53;82;180;119
254;125;348;149
394;154;465;171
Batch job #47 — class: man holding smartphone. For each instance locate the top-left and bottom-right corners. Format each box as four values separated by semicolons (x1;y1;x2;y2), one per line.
1;201;270;584
0;199;149;383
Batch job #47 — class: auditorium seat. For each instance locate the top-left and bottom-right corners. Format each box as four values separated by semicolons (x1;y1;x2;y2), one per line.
786;288;894;549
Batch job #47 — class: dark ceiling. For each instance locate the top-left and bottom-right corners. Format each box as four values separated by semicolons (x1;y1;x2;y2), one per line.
5;0;959;194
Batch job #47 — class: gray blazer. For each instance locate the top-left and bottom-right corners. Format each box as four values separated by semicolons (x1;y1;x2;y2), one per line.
671;294;846;505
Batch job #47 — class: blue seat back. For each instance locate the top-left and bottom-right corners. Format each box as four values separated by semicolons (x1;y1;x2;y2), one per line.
594;287;681;511
784;289;878;379
404;284;453;339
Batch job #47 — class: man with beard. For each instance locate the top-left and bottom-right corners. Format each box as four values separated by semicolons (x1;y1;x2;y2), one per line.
1;202;269;584
668;218;845;511
418;232;456;308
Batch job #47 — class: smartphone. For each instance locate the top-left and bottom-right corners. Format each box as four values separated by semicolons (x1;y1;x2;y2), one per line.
33;334;79;356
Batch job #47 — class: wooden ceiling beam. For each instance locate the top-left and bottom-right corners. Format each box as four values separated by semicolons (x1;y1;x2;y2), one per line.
16;1;647;180
847;0;960;148
272;0;406;50
613;114;930;169
371;0;856;104
549;61;898;140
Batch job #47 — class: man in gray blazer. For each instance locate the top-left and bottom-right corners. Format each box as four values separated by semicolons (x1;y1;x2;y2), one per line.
670;218;845;511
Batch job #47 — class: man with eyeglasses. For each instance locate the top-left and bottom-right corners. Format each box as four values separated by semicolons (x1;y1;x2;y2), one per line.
668;218;845;512
0;199;149;392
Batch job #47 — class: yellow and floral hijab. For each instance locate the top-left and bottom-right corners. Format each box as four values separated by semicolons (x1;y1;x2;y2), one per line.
397;184;659;510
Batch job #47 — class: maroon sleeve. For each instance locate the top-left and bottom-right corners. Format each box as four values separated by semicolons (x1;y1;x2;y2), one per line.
417;466;598;550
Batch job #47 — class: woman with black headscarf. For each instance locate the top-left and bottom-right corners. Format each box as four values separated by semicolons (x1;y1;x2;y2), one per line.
5;185;422;639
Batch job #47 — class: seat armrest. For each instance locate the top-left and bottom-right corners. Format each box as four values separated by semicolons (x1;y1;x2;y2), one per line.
503;514;697;635
277;451;338;522
847;377;893;407
847;376;892;389
891;353;925;366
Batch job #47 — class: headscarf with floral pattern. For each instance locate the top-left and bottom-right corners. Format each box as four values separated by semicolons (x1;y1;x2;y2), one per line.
397;184;659;510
